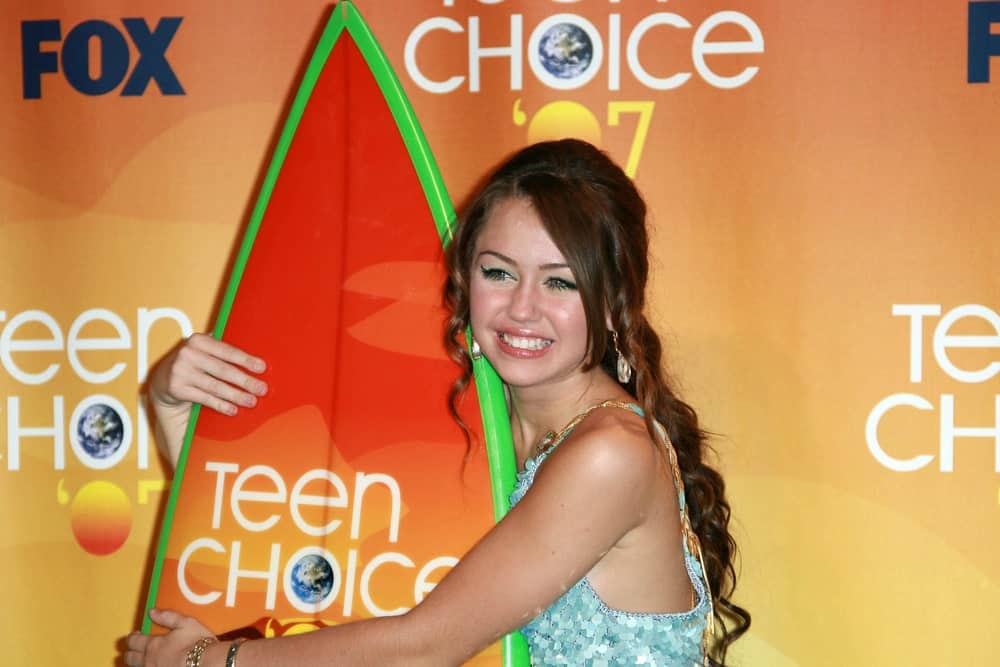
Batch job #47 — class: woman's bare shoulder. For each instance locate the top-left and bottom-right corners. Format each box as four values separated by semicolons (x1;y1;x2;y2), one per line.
538;405;661;496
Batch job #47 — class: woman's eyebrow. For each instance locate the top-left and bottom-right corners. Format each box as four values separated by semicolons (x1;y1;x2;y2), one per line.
477;250;516;265
477;250;569;271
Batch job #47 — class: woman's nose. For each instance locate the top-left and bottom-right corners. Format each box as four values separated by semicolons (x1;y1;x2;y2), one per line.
507;282;538;321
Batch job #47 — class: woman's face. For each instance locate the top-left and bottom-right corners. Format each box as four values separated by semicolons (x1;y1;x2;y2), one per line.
469;197;591;392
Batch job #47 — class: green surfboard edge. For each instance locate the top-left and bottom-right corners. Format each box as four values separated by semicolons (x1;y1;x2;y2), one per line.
346;6;526;660
140;5;349;635
143;3;528;664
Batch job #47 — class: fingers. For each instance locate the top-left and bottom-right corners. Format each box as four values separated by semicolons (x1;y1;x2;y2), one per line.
123;611;215;667
148;607;182;629
156;334;269;417
190;350;268;400
124;632;150;667
177;361;259;416
126;630;150;652
187;333;267;374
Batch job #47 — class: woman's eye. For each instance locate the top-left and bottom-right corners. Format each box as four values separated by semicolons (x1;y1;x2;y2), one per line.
546;277;577;291
480;266;511;282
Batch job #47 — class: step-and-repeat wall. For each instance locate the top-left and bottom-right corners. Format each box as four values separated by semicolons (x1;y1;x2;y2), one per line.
2;1;998;665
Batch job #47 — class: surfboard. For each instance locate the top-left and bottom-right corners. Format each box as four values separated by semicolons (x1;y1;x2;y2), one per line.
143;3;529;664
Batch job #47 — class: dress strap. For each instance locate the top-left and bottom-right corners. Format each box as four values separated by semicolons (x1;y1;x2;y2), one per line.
533;399;637;459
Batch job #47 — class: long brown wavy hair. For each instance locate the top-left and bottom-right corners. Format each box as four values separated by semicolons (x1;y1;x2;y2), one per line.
443;139;750;664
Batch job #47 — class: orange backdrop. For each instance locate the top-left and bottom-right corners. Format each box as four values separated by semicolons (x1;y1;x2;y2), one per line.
2;1;999;665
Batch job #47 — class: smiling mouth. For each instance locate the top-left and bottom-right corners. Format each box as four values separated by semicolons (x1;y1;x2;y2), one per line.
499;332;553;351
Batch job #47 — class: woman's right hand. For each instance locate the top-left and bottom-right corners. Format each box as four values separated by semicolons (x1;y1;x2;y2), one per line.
148;333;268;466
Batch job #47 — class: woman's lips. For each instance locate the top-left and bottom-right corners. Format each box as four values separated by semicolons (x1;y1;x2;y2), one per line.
496;331;553;358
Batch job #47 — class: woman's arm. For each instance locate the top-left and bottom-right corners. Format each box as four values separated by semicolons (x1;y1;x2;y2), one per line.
147;333;268;467
130;413;661;666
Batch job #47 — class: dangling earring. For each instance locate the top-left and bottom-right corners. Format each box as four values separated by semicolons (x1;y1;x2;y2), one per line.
611;331;632;384
470;337;482;361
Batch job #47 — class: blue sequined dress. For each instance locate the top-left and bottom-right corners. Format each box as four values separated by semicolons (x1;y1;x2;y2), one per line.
509;402;711;666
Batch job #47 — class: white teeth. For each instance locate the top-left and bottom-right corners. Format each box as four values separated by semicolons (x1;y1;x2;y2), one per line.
500;332;552;350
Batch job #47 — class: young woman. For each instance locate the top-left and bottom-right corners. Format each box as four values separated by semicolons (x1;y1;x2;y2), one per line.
127;139;749;666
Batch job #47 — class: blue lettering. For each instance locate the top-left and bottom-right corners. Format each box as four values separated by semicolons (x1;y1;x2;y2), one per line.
21;20;61;99
121;18;185;96
20;17;184;98
969;1;1000;83
62;20;130;96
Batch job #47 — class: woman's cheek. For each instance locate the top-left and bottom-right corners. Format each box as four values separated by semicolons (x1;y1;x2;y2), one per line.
468;285;490;336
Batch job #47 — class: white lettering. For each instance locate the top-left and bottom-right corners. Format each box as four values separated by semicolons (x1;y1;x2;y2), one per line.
137;394;152;470
0;306;193;386
414;556;458;603
933;304;1000;383
226;541;281;608
290;468;349;537
360;552;414;616
469;15;523;92
351;472;402;543
0;310;63;384
231;465;287;533
137;307;193;383
607;13;621;90
206;461;240;529
892;304;942;382
343;548;359;617
692;11;764;89
939;394;1000;472
865;393;935;471
66;309;131;384
6;395;65;470
627;13;691;90
405;18;465;94
178;538;224;605
407;10;764;93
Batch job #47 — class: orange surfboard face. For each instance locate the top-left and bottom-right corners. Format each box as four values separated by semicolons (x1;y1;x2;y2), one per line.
146;5;524;664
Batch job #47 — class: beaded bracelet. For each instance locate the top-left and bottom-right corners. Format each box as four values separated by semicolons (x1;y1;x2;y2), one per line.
225;638;248;667
185;636;218;667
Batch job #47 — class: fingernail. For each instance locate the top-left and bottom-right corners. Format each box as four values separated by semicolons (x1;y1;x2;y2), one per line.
226;405;238;416
253;360;266;373
242;395;257;408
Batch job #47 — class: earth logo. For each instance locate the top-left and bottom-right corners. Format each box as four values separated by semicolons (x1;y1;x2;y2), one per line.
290;553;336;605
538;23;594;80
76;403;125;460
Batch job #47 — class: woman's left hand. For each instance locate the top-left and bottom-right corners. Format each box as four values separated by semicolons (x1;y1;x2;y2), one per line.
124;609;214;667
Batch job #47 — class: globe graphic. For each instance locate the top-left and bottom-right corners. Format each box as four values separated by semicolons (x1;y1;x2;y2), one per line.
76;404;124;459
538;23;594;80
290;554;335;604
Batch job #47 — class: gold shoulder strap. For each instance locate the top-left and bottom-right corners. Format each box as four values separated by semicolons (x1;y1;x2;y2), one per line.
533;399;636;457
